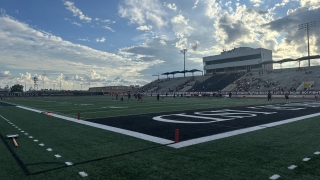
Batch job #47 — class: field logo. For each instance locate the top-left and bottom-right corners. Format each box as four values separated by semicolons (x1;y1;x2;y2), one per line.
153;102;319;124
153;109;276;124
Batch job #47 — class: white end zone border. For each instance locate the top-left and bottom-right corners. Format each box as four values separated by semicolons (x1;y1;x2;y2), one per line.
16;106;174;145
15;105;320;149
169;112;320;148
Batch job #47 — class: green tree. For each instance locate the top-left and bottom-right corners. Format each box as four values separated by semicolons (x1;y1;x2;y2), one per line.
10;84;24;92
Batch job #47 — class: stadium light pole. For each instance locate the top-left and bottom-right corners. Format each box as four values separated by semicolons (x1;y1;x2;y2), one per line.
299;21;316;67
180;49;187;77
80;83;82;91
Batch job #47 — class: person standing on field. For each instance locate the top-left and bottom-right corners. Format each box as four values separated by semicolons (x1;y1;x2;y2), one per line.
285;91;290;103
267;91;272;102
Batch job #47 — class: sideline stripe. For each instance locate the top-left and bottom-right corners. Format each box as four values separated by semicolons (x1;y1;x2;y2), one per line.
169;126;265;148
17;106;43;113
169;112;320;148
16;106;174;145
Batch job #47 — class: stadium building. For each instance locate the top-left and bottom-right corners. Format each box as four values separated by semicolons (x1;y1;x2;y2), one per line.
203;47;272;75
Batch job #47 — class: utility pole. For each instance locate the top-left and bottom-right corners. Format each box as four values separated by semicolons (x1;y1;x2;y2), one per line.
42;71;46;90
60;72;62;91
180;49;187;77
299;21;316;67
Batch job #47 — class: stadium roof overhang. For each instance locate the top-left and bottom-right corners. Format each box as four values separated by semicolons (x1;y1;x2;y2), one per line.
161;69;203;78
260;55;320;65
295;55;320;61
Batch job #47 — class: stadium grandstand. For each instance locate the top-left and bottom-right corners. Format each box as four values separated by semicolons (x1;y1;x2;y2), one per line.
133;47;320;97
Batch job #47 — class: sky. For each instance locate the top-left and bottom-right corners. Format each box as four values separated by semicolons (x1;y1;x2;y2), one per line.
0;0;320;91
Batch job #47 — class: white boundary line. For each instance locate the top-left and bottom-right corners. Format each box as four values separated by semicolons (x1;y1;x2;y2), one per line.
16;106;174;145
17;106;43;113
15;105;320;148
169;112;320;148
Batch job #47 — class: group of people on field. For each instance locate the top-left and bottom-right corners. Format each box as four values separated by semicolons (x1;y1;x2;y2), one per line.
267;91;290;103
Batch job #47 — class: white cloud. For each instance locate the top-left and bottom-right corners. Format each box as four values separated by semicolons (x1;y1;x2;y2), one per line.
118;0;167;28
250;0;262;3
0;71;11;77
171;15;194;39
136;25;152;31
301;0;320;9
193;0;200;9
159;39;166;45
101;19;111;23
95;37;106;42
0;15;158;88
72;22;82;26
205;0;222;19
167;3;177;11
85;69;106;82
63;1;92;22
103;25;115;32
77;37;90;41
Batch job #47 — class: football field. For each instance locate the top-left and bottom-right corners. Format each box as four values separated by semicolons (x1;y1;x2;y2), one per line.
1;95;320;179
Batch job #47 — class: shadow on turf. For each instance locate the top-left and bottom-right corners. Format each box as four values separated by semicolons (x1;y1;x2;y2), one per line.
0;133;30;175
26;142;175;175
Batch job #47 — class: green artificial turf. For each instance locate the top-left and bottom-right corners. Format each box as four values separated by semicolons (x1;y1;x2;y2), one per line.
1;96;320;179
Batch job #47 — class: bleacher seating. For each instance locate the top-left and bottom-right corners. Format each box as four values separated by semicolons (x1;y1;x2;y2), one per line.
236;66;320;91
205;73;240;91
139;66;320;93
